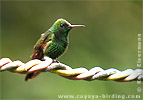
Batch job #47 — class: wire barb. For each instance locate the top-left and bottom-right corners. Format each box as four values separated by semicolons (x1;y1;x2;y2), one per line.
0;57;142;82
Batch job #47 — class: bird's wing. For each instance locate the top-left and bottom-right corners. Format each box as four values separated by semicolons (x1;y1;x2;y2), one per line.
31;31;54;60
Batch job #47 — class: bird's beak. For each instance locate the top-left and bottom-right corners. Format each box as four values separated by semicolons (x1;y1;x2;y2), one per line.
69;25;85;28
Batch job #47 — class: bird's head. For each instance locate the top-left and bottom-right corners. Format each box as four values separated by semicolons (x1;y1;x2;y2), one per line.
49;18;85;37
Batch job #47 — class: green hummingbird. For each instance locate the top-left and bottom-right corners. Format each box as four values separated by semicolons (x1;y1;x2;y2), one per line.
25;18;85;81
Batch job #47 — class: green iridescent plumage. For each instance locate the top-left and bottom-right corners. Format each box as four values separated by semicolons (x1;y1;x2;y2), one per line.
25;18;85;81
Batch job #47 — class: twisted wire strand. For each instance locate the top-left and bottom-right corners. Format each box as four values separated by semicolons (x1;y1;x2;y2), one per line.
0;57;142;82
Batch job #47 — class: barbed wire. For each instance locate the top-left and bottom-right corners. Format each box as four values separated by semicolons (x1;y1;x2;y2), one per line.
0;57;142;82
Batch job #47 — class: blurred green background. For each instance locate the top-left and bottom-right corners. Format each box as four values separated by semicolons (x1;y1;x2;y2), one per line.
1;0;142;100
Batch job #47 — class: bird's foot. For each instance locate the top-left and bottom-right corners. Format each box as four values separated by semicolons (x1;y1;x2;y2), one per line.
53;59;60;63
43;56;60;63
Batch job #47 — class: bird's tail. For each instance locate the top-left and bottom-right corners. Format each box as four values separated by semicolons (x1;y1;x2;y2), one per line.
25;72;41;81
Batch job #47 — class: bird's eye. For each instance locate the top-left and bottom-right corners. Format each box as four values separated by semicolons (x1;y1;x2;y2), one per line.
60;24;64;27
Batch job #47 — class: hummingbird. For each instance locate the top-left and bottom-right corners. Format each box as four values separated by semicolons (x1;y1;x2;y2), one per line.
25;18;85;81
